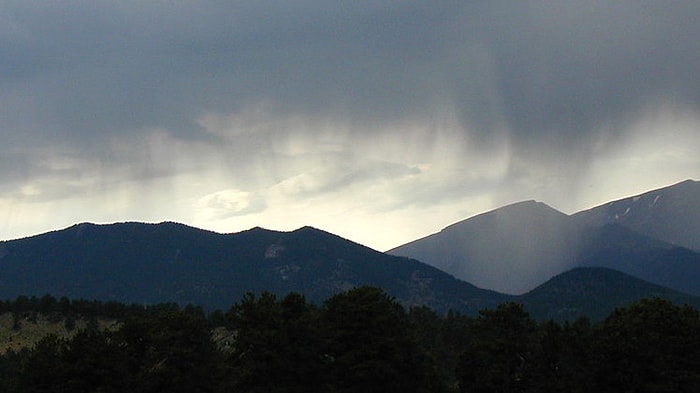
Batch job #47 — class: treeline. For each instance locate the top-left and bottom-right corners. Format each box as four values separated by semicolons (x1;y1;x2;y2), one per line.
0;294;199;321
1;288;700;392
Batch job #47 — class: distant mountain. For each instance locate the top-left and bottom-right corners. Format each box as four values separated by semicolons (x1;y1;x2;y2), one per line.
1;221;698;321
519;267;700;322
575;223;700;296
389;180;700;296
388;201;581;294
0;222;509;314
573;179;700;251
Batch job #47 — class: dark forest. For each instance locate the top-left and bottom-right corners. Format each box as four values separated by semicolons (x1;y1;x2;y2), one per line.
1;288;698;392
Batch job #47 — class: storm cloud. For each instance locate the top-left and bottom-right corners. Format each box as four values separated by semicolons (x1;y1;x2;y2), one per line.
1;1;699;249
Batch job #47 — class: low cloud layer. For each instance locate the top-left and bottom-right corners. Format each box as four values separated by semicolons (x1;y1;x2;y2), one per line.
1;1;699;250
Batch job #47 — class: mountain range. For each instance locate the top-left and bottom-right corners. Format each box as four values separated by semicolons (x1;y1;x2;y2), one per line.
0;222;510;315
390;179;700;296
0;180;698;320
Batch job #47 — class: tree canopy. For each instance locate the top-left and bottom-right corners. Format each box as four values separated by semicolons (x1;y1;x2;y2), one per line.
0;291;699;392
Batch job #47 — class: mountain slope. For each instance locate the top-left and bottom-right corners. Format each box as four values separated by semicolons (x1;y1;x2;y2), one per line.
519;267;700;322
389;201;583;294
0;222;509;314
2;222;699;320
389;181;700;296
573;179;700;251
574;223;700;296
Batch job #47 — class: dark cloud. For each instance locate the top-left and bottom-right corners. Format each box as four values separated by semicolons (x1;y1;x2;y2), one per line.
4;2;699;143
480;2;700;139
1;1;699;248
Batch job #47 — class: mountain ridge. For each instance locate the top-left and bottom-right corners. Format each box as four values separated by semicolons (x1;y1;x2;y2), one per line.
573;179;700;251
0;222;510;315
389;200;582;294
390;179;700;296
2;220;700;320
518;266;700;321
2;180;699;320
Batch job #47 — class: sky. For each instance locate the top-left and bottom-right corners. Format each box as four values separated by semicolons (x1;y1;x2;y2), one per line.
1;1;699;251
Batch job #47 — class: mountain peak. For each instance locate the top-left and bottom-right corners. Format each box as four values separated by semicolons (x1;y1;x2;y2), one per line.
441;200;566;234
293;225;324;233
390;199;578;295
574;179;700;251
673;178;698;186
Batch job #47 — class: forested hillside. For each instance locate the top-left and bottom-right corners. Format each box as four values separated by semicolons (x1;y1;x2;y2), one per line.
0;222;509;315
1;289;699;392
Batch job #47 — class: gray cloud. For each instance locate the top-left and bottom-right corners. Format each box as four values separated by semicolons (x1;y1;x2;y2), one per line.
1;1;699;247
4;2;699;141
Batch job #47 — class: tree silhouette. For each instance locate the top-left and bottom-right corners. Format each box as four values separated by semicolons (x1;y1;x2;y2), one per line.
593;298;700;392
222;291;326;392
321;286;446;393
458;302;537;393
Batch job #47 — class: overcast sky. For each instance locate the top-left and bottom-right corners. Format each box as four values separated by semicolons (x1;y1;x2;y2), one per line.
2;1;699;250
